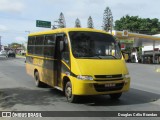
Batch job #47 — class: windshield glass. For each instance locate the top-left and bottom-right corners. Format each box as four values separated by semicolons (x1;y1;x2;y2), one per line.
69;31;122;59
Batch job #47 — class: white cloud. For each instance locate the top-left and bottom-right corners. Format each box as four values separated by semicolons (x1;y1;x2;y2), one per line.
1;0;160;45
15;36;26;43
0;25;7;31
0;0;24;13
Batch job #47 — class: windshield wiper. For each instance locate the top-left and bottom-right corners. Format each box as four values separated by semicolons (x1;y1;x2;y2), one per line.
77;55;117;59
77;56;102;59
94;56;102;59
106;55;117;59
95;55;117;59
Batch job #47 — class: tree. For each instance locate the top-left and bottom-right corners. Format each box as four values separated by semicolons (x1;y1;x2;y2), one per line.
87;16;94;28
58;12;66;28
115;15;160;35
8;42;26;50
115;15;136;32
75;18;81;28
9;43;21;49
102;7;113;32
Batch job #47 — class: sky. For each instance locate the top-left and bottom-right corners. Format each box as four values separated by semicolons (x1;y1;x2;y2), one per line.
0;0;160;45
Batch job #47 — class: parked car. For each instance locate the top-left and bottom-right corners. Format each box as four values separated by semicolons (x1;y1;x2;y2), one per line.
0;50;7;57
7;50;16;57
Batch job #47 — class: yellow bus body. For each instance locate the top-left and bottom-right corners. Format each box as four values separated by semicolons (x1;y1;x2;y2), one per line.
26;28;130;97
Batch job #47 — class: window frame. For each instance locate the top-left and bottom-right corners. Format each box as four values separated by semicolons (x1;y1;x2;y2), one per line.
27;33;70;60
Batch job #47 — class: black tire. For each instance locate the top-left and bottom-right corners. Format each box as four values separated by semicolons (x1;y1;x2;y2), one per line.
65;81;78;103
34;71;44;87
110;93;122;100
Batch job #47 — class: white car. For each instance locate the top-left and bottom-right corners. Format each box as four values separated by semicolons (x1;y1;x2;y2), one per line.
0;50;7;58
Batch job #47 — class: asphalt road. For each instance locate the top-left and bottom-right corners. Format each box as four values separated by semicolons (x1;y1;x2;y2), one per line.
0;57;160;120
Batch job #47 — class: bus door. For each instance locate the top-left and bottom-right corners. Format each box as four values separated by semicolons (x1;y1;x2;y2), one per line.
54;34;70;87
54;34;64;86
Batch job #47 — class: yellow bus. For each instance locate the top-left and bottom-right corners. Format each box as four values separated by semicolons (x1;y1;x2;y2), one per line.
26;28;130;103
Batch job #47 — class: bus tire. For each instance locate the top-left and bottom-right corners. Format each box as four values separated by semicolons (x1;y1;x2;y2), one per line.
34;71;43;87
65;81;78;103
109;93;122;100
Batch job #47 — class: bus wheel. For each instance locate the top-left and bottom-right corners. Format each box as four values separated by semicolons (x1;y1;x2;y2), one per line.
109;93;122;100
65;81;78;103
34;71;43;87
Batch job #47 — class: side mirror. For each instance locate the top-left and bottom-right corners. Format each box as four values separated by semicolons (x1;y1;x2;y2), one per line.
60;41;64;51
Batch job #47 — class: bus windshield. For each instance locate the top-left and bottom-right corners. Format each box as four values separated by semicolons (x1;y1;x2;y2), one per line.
69;31;122;59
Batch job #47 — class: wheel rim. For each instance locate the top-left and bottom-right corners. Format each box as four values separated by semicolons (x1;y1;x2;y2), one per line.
66;86;72;99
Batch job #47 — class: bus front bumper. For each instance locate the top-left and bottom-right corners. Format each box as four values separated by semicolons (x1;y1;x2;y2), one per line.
71;77;130;95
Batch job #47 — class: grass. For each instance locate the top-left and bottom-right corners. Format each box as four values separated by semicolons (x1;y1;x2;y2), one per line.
16;54;26;58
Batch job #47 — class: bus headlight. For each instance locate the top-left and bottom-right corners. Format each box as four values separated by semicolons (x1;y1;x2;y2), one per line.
124;74;130;79
123;74;130;85
77;75;93;80
124;74;130;78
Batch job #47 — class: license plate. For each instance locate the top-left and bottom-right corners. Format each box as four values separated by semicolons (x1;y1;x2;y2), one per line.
105;83;116;87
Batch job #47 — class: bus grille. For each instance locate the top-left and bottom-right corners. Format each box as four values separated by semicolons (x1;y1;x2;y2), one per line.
94;83;124;92
95;74;122;79
94;79;123;81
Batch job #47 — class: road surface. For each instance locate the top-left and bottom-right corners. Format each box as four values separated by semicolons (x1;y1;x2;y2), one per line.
0;57;160;120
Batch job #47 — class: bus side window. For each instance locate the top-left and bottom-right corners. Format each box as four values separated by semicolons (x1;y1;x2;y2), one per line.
35;36;44;55
44;35;55;58
28;36;35;54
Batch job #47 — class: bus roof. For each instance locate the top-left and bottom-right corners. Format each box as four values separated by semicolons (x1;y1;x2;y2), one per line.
29;28;110;36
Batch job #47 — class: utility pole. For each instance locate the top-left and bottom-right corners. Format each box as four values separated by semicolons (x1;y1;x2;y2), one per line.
24;31;30;51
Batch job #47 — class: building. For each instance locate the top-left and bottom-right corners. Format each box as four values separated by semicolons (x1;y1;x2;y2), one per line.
0;45;5;51
111;30;160;64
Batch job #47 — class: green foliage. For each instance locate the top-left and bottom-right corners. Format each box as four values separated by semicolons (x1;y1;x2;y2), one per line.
75;18;81;28
87;16;94;28
58;12;66;28
9;43;25;50
103;7;113;31
115;15;160;35
10;43;21;48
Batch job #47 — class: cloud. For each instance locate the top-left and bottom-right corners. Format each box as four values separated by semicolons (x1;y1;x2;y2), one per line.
1;0;160;46
0;25;7;31
15;36;27;43
0;0;24;13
